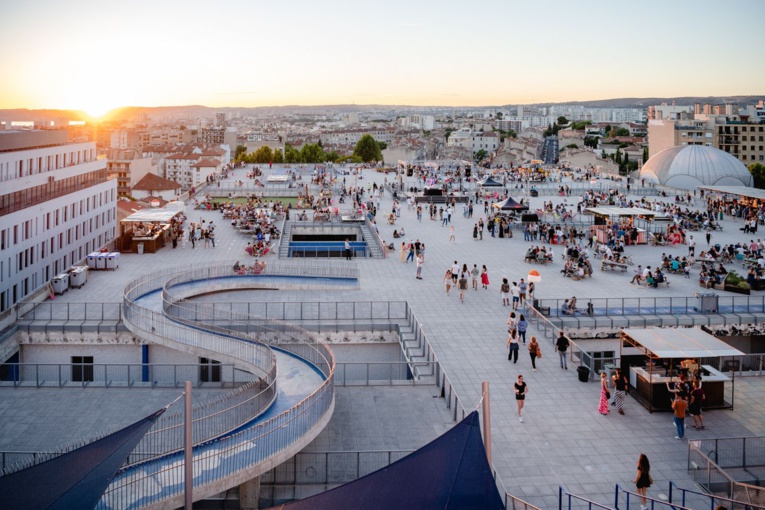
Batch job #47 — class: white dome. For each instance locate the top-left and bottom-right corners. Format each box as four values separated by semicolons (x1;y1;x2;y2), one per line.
639;145;753;190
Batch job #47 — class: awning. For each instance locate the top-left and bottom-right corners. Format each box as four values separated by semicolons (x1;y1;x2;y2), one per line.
266;411;503;510
622;327;745;359
697;185;765;201
0;407;165;510
477;177;503;187
586;206;668;218
492;197;529;211
121;209;182;223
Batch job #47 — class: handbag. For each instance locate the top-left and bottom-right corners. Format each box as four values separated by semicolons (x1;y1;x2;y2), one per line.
536;348;542;358
605;390;611;400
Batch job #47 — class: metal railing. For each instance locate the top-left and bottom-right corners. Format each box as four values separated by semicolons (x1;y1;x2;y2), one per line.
364;215;388;258
288;246;369;258
669;481;765;510
688;439;765;507
97;264;336;508
15;301;122;322
186;301;407;322
559;485;613;509
334;362;437;386
614;484;692;509
533;295;765;318
0;362;247;388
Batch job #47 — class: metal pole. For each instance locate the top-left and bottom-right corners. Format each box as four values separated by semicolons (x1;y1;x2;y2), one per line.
184;380;192;509
482;381;491;466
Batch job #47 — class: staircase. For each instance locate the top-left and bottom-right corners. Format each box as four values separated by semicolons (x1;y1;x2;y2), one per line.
358;220;385;259
278;221;293;258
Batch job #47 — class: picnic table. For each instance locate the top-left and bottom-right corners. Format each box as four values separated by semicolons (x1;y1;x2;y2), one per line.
600;260;628;272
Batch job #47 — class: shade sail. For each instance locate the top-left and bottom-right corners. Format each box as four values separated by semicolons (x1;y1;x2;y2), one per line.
0;408;165;510
492;198;529;211
698;185;765;201
586;206;668;218
267;411;503;510
623;327;745;359
121;208;181;223
477;177;503;187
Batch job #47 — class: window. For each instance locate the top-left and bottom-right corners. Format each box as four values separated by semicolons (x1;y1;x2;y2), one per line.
199;357;221;383
71;356;94;382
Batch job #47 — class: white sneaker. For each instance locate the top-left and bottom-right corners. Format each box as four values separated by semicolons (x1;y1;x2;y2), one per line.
519;416;523;423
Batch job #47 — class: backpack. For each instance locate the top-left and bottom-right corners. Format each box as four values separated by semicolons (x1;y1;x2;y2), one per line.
517;320;527;332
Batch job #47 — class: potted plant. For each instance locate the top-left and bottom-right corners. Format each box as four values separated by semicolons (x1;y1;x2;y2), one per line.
724;270;751;295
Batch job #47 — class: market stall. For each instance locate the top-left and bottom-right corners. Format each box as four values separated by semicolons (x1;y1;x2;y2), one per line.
120;208;183;253
586;206;669;245
620;327;744;412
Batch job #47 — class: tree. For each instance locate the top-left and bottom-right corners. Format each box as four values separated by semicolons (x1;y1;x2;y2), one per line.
601;150;608;159
272;148;284;164
613;127;630;137
253;146;273;164
749;163;765;188
300;143;325;163
557;116;568;125
643;146;649;164
234;145;247;161
377;141;388;150
584;136;599;149
615;149;622;166
474;149;487;163
284;143;301;164
353;134;382;162
604;125;612;134
317;139;323;148
324;150;340;163
496;112;503;120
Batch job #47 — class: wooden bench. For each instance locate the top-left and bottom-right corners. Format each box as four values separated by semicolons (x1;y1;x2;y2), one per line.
525;256;550;265
600;260;628;272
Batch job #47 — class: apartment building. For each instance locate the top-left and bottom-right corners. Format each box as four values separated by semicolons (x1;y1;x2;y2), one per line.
0;130;116;311
105;149;154;196
648;116;765;164
471;132;499;154
319;128;394;147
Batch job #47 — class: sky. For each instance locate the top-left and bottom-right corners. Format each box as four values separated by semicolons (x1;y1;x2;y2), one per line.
1;0;764;116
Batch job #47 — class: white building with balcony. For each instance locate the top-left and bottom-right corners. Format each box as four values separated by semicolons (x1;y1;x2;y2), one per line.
0;130;116;311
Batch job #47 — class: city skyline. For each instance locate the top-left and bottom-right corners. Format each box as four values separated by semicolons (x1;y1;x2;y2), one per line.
2;0;764;117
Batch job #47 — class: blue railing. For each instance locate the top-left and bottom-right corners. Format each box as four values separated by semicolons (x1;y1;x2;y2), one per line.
614;484;692;509
558;486;613;509
534;295;765;318
669;481;765;510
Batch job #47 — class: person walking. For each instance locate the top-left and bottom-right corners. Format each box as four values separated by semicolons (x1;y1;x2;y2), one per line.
481;265;490;290
406;241;415;263
471;264;480;290
449;225;456;243
500;278;510;306
442;269;453;296
458;272;468;302
510;281;521;310
612;368;628;415
672;393;688;440
415;253;424;279
473;223;478;241
514;374;528;422
517;314;528;344
528;336;540;372
705;228;711;245
688;235;696;256
634;454;652;510
400;242;407;263
689;379;706;430
599;372;610;415
518;279;528;306
555;331;569;370
506;329;520;363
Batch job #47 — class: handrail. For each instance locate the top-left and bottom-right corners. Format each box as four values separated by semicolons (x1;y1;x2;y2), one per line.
668;480;765;510
614;484;692;510
364;215;388;258
98;263;337;508
558;485;613;509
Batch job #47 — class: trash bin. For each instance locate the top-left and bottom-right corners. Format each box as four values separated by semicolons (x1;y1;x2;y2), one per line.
51;273;70;295
86;252;99;269
69;266;88;289
137;243;145;255
105;252;120;270
693;292;718;313
577;365;590;382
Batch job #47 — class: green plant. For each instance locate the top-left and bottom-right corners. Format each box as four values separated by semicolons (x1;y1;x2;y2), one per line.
726;270;743;286
738;281;751;290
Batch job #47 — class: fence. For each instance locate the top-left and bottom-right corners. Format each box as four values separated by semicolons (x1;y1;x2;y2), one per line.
688;438;765;507
0;362;248;388
669;481;765;510
334;362;437;386
613;484;692;509
558;486;613;509
97;264;336;508
364;215;388;258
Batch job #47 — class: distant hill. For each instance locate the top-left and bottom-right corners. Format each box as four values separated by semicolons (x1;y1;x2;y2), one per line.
2;95;763;124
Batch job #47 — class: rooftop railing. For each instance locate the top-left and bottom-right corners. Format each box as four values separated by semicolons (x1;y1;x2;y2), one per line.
687;438;765;507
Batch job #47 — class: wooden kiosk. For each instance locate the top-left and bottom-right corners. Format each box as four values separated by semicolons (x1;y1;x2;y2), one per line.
620;327;744;412
586;207;669;245
120;209;182;254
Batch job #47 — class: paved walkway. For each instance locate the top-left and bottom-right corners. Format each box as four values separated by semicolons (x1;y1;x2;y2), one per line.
20;164;765;507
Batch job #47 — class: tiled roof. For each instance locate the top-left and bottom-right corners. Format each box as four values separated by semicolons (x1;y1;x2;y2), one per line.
191;159;221;168
133;173;182;191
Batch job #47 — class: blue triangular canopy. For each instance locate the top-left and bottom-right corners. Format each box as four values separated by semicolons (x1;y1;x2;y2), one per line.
478;177;504;187
268;411;503;510
0;408;165;510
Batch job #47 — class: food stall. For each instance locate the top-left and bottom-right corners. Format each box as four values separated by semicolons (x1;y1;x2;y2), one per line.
620;327;744;412
586;207;669;245
120;208;182;254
